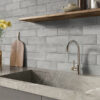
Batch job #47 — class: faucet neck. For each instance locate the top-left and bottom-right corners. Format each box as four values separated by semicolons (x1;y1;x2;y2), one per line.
67;40;80;75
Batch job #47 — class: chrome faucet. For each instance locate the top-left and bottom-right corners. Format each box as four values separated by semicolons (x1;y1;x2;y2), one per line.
66;40;80;75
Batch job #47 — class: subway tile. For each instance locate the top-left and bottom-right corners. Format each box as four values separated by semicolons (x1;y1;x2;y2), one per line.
27;52;46;60
37;61;57;70
12;8;28;16
4;31;18;38
4;45;11;52
20;30;36;37
26;45;37;52
27;60;37;68
6;2;20;11
46;53;68;62
37;0;48;5
83;45;100;54
69;35;97;45
3;58;10;65
2;51;10;58
46;36;68;45
36;4;47;13
2;37;13;45
58;27;69;36
82;54;97;65
0;5;6;11
68;25;83;36
97;35;100;44
37;28;57;36
56;45;67;53
46;1;65;12
97;55;100;65
28;37;46;45
36;44;56;53
83;25;100;35
0;0;12;6
20;0;37;8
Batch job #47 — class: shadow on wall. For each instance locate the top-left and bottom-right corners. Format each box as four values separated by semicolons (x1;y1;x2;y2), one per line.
82;48;100;75
34;17;99;30
35;20;70;28
23;43;27;67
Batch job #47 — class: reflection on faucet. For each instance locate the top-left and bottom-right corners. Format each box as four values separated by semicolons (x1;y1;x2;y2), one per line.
66;40;80;75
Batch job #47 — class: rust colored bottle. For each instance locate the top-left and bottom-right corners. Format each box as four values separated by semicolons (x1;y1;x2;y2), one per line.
78;0;87;10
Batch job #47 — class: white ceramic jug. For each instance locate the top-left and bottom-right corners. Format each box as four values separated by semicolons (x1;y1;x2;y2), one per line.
91;0;98;8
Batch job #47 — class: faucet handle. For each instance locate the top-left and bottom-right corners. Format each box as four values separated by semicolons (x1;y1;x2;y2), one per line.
72;60;77;71
72;60;75;70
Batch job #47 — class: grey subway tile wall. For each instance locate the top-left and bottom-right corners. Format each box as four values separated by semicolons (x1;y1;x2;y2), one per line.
0;0;100;75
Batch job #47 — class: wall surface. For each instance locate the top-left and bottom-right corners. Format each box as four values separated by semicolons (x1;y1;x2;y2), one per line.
0;0;100;75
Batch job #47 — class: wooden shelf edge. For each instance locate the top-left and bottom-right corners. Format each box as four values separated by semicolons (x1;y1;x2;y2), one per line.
19;8;100;22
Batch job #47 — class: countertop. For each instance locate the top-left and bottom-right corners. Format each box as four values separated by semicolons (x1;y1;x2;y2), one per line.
0;65;99;100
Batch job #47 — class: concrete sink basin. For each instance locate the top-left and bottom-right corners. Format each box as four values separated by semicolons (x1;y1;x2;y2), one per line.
1;69;100;92
1;69;100;99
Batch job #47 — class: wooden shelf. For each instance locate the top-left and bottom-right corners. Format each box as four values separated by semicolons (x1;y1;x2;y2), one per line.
19;8;100;22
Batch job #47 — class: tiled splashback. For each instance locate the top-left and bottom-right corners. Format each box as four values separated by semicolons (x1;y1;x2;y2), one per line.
0;0;100;75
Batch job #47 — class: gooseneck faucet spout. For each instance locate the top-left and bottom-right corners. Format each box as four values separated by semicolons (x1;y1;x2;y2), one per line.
67;40;80;75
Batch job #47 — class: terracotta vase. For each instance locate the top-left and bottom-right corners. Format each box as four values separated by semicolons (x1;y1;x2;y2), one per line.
0;50;2;67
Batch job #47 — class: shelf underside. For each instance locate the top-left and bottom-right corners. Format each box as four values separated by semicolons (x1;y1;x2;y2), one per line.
19;8;100;22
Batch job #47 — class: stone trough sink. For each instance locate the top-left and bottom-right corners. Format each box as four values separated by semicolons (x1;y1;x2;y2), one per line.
1;69;100;100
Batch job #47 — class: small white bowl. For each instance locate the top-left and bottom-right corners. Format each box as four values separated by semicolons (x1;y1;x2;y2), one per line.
63;4;80;12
